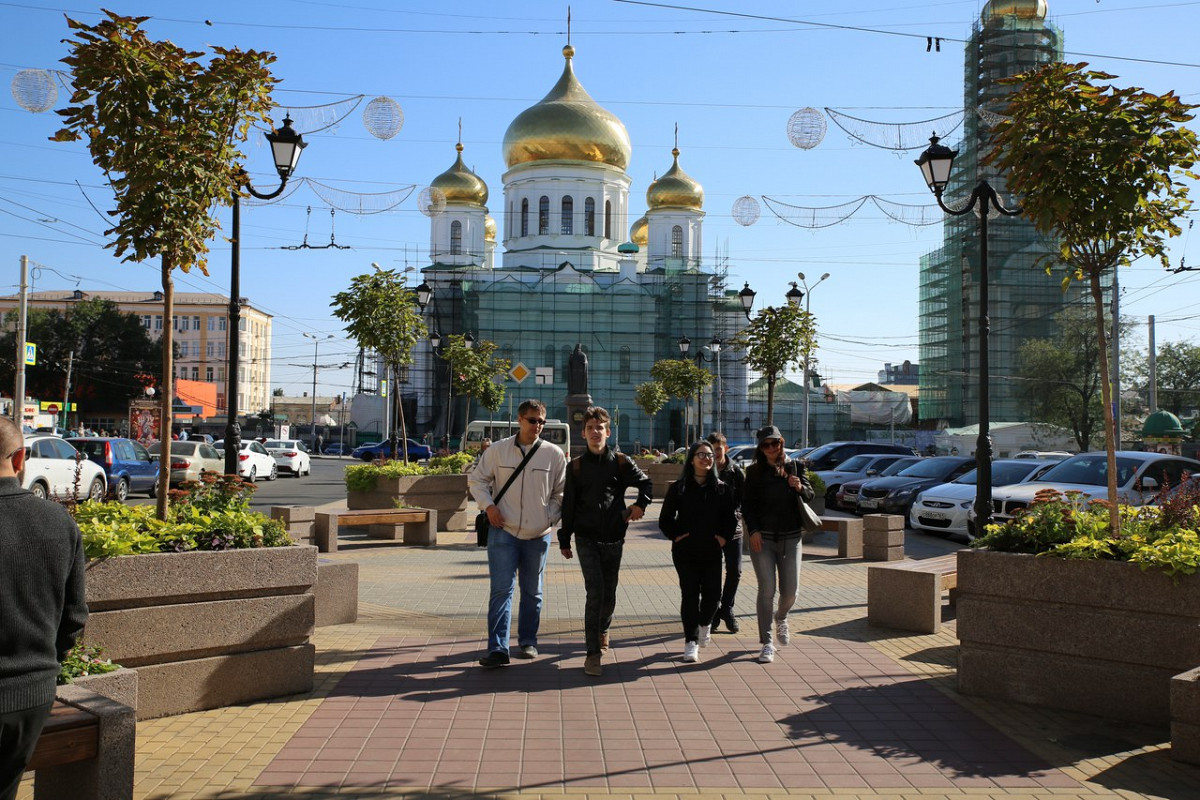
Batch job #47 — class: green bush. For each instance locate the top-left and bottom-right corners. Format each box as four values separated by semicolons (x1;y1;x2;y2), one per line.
807;472;827;497
974;486;1200;578
59;640;120;684
345;458;461;492
73;475;291;560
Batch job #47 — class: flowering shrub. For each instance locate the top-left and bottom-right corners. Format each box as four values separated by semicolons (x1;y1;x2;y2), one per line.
974;485;1200;578
59;640;120;684
345;455;464;492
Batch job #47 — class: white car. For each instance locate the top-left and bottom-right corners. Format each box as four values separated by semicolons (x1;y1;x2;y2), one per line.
263;439;311;477
213;439;278;482
987;451;1200;524
909;459;1059;539
22;434;107;501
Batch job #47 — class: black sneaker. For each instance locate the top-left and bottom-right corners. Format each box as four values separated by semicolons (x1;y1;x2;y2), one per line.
479;651;510;668
515;645;538;659
722;609;741;633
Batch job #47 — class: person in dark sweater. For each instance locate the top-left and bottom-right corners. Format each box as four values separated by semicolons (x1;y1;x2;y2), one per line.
706;431;746;634
558;407;653;678
659;441;738;663
0;417;88;799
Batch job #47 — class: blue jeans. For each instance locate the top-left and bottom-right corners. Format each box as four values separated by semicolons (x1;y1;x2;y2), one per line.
748;534;802;644
486;527;551;655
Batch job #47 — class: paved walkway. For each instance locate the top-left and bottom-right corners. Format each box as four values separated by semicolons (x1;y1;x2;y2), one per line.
22;508;1200;799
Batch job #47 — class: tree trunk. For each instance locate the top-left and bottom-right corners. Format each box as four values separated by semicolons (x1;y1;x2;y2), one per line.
1090;270;1120;536
766;375;776;426
396;360;410;464
156;263;174;520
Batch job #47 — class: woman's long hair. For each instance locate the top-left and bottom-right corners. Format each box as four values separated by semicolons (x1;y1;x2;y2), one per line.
677;441;717;490
753;438;789;478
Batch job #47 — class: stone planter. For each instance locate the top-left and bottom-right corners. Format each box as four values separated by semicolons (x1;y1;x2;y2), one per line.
956;549;1200;726
83;545;317;720
1172;667;1200;765
642;462;682;499
348;473;470;531
69;667;139;712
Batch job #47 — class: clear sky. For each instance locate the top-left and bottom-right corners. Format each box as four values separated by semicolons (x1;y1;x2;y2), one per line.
2;0;1198;407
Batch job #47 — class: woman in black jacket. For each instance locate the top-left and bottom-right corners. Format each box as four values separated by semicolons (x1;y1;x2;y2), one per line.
659;440;739;664
742;425;814;664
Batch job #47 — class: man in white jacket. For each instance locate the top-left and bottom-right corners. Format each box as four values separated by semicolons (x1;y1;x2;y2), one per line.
468;400;568;667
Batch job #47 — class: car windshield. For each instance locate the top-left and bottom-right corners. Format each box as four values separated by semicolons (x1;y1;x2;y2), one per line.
896;458;962;479
953;462;1042;486
264;440;288;449
1037;455;1140;487
880;458;920;476
71;440;106;457
835;455;874;472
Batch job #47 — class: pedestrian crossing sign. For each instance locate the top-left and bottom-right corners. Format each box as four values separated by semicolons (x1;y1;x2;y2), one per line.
23;342;35;366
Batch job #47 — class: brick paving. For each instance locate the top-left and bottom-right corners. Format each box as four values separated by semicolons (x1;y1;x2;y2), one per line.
20;505;1200;798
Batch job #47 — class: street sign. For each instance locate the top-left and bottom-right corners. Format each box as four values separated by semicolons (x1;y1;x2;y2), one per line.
535;367;554;385
46;403;59;414
23;342;35;365
509;362;530;384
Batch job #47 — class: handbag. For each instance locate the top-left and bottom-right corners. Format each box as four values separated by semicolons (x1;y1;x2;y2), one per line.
476;440;542;547
788;462;822;533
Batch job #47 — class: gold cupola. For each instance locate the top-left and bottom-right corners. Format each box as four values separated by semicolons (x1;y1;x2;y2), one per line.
982;0;1047;23
502;45;632;170
646;148;704;211
430;143;489;206
484;215;497;243
629;215;649;247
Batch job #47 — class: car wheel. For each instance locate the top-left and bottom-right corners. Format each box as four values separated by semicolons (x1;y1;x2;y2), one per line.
268;464;278;481
113;478;129;503
248;466;257;482
31;481;48;500
361;452;373;462
148;480;157;498
87;477;105;503
825;486;838;506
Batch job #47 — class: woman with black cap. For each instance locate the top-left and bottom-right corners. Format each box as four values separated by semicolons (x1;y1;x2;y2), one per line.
742;424;813;663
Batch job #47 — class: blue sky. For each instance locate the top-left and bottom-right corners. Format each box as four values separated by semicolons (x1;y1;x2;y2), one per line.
2;0;1198;405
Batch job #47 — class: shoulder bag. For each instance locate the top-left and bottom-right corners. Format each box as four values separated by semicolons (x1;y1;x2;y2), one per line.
789;462;822;533
475;440;542;547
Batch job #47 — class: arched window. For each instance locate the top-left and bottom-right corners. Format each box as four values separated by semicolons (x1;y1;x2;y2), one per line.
619;346;631;384
671;225;683;258
584;197;595;236
604;200;612;239
544;345;556;372
538;196;550;235
450;220;462;255
561;196;573;235
520;198;529;237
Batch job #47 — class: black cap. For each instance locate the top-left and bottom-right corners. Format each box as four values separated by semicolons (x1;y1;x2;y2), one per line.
756;425;783;443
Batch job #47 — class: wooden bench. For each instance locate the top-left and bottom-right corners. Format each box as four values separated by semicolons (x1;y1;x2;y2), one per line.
314;507;437;552
867;553;959;634
26;687;136;799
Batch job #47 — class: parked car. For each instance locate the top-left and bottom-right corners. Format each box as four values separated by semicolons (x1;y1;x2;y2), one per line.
855;456;975;518
213;439;278;481
262;439;312;477
323;442;350;455
801;441;918;472
726;444;757;467
21;434;107;501
68;436;158;501
988;451;1200;523
815;453;920;507
909;459;1059;539
352;438;434;462
148;440;225;485
34;426;69;437
1012;450;1071;461
835;457;922;512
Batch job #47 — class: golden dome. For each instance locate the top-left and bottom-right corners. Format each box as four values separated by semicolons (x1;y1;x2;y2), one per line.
646;148;704;211
982;0;1047;23
430;143;489;206
484;215;497;243
630;215;648;246
502;45;632;170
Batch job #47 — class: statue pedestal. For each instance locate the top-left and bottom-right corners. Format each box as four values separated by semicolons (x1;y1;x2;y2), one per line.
565;393;593;455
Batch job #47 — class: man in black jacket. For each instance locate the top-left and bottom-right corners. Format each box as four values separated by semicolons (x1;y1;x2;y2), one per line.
558;407;652;677
0;417;88;799
706;431;746;634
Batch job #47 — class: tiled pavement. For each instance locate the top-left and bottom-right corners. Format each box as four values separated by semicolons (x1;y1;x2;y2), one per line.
22;507;1200;799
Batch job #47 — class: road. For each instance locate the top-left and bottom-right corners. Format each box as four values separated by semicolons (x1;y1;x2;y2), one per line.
127;456;353;510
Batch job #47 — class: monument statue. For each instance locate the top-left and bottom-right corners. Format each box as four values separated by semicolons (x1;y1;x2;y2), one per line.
567;343;588;396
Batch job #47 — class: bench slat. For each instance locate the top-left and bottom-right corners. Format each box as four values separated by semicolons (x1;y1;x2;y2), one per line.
26;702;99;771
335;511;429;525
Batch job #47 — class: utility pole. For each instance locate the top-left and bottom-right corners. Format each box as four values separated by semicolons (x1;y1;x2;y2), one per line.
13;256;29;423
61;350;74;431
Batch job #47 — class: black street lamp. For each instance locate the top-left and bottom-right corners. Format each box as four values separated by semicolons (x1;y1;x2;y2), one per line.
737;282;757;321
786;271;830;449
916;133;1021;532
678;335;723;442
225;116;307;475
429;330;474;453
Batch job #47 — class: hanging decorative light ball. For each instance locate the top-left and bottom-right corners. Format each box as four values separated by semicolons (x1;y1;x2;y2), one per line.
418;186;446;217
732;196;760;226
362;96;404;140
786;107;827;149
11;68;57;113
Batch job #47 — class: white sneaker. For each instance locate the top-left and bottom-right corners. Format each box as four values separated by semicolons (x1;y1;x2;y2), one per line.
682;640;700;663
699;629;712;649
758;642;776;664
776;617;791;646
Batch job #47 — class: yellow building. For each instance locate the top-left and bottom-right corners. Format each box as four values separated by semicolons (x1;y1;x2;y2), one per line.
0;290;273;418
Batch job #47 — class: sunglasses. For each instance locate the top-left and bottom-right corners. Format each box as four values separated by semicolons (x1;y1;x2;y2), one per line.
761;440;783;449
523;417;546;426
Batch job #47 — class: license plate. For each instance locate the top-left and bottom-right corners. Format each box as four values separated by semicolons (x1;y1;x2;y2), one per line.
921;511;946;520
859;498;878;509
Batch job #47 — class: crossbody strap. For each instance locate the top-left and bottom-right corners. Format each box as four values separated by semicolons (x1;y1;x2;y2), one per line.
493;439;542;505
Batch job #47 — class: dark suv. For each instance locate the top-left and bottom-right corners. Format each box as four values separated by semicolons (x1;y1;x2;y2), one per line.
68;437;159;501
800;441;918;472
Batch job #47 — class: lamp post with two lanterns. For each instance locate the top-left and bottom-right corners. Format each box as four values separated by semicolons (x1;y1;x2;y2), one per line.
428;329;474;453
678;335;723;439
915;133;1021;532
225;116;307;476
785;272;830;449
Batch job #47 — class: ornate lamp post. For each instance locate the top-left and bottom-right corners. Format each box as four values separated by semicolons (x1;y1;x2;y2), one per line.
679;335;723;439
738;282;757;321
429;330;474;452
225;116;307;475
303;332;334;451
786;271;830;449
915;133;1021;531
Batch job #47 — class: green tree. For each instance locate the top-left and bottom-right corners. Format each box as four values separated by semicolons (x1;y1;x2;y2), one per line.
1128;341;1200;418
650;358;712;446
634;381;668;449
987;61;1198;533
331;267;427;461
727;303;815;425
440;335;510;429
53;11;278;516
0;299;163;412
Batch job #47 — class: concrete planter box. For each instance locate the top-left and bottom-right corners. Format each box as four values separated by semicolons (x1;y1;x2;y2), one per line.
642;462;681;499
69;667;139;712
348;473;470;531
956;549;1200;726
83;545;318;720
1172;667;1200;764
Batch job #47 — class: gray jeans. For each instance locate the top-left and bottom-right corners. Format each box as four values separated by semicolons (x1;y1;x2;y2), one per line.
748;534;802;644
